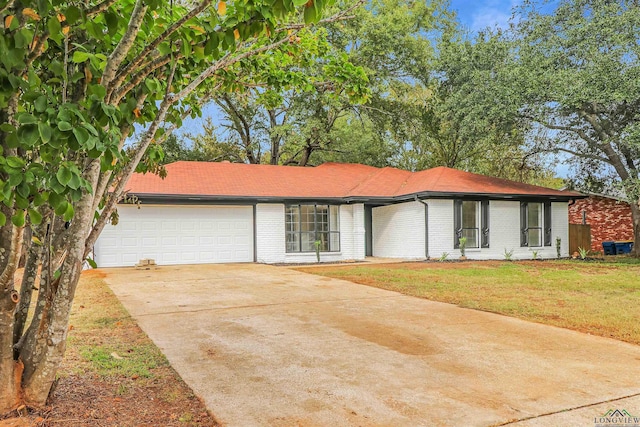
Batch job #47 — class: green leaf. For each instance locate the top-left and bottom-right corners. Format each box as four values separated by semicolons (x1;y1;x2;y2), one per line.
8;172;22;187
72;51;92;63
16;181;29;199
54;200;68;216
33;192;45;207
6;156;25;169
304;6;318;24
16;113;38;124
17;124;39;146
28;208;42;225
65;5;82;25
38;122;52;143
0;211;5;226
105;11;118;36
34;95;47;112
15;195;29;210
58;121;72;131
63;202;74;221
47;16;62;43
50;60;64;76
11;210;25;227
56;167;72;185
86;257;98;269
0;123;15;132
72;126;90;145
293;0;308;6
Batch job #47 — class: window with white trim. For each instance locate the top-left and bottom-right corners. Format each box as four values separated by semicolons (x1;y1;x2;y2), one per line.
285;204;340;252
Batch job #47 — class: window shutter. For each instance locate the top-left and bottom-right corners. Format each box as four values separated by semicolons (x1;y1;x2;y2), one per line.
520;201;528;247
544;201;552;246
453;200;462;248
481;200;490;248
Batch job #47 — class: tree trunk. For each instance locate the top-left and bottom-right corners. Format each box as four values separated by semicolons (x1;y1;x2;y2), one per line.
630;201;640;257
0;287;22;414
0;222;24;413
13;226;45;354
18;163;100;407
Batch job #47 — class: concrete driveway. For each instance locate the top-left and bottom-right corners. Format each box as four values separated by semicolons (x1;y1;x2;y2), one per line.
102;264;640;427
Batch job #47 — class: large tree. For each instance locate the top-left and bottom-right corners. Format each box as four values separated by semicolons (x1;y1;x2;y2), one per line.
498;0;640;253
176;0;448;167
0;0;366;414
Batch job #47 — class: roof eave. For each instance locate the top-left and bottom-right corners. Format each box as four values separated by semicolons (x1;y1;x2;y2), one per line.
125;190;587;205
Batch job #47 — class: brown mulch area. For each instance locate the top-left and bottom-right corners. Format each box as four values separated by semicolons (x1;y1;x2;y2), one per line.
32;372;216;426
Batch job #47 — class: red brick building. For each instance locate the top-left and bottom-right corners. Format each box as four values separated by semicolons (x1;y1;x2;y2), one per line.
568;194;634;252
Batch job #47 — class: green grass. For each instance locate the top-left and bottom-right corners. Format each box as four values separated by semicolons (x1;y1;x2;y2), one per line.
78;343;164;378
297;259;640;345
63;272;169;381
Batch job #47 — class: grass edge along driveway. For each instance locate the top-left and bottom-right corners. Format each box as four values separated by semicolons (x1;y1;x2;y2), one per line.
297;260;640;346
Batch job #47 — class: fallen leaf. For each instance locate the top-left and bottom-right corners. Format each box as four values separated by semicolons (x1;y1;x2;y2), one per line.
110;352;123;360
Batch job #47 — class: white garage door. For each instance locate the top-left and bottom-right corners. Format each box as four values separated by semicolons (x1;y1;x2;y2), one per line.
94;205;253;267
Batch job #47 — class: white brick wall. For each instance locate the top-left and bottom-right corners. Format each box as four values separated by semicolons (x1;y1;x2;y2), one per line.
427;199;569;260
256;200;570;263
255;204;286;263
255;203;365;264
552;202;569;257
372;201;426;258
351;204;366;260
427;199;455;258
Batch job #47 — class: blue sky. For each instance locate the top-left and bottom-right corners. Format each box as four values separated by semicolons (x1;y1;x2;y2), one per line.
449;0;517;33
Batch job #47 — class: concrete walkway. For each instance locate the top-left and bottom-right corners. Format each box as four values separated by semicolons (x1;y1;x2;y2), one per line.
101;264;640;427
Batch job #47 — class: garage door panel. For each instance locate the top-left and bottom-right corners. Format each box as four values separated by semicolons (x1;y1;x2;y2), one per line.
122;222;138;232
122;237;137;247
95;205;253;267
141;222;156;231
181;222;196;232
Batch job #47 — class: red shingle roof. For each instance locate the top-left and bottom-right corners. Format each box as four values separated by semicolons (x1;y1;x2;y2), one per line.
125;161;581;199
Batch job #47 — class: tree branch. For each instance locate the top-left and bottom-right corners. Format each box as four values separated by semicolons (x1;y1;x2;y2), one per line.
283;0;365;30
103;0;148;96
112;54;175;104
113;0;212;87
86;0;118;17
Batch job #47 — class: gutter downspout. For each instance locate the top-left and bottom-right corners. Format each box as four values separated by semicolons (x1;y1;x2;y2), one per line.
414;195;429;259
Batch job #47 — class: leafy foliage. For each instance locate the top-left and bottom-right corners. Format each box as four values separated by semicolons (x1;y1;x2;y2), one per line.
0;0;366;410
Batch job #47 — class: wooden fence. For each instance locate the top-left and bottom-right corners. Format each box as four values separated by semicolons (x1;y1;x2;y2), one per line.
569;224;591;254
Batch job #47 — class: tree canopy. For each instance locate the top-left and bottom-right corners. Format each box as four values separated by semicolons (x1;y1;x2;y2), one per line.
0;0;367;413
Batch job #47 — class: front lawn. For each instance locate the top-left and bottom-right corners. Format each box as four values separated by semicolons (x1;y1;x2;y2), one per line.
296;260;640;345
